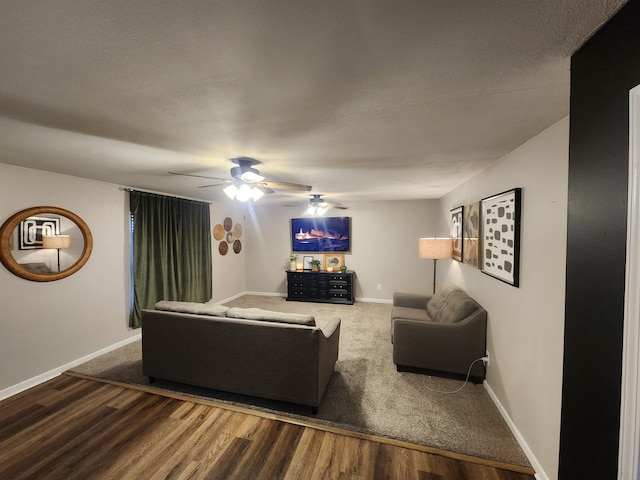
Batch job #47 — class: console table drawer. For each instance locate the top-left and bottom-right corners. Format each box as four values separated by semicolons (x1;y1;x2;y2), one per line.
286;270;354;305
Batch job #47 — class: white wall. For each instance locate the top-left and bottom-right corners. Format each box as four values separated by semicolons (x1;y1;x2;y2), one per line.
209;201;248;302
0;163;138;392
438;117;569;480
0;163;251;394
244;199;440;301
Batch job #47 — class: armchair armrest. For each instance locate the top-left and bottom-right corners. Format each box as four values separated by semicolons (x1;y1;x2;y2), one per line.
392;310;487;378
393;292;432;309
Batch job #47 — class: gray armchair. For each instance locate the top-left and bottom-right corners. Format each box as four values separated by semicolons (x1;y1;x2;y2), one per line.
391;284;487;382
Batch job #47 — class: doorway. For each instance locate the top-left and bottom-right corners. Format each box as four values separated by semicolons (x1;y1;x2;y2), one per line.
619;84;640;480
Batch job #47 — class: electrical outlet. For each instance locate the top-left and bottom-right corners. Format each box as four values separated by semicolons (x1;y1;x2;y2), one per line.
377;283;382;291
483;351;490;367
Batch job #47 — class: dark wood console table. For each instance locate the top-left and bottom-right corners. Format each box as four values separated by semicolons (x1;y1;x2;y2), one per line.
286;270;355;305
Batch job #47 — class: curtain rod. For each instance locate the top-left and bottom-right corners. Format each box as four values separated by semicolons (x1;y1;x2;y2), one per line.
119;186;213;204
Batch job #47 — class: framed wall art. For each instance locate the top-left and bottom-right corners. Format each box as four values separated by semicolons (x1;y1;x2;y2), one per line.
324;253;344;270
481;188;522;287
303;255;315;270
450;206;463;262
463;202;480;268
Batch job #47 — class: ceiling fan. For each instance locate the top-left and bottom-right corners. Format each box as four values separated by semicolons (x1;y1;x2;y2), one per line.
285;194;348;215
169;157;312;201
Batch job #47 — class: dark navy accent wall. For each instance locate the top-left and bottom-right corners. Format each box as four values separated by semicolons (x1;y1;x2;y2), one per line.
560;1;640;478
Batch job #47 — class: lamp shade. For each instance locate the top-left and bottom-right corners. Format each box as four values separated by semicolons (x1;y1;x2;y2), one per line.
42;235;71;249
418;238;452;259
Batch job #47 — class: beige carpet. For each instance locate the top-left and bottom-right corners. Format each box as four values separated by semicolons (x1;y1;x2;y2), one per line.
69;295;530;468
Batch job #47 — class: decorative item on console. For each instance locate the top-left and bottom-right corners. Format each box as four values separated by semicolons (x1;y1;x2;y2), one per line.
324;253;345;271
310;259;322;272
303;255;314;270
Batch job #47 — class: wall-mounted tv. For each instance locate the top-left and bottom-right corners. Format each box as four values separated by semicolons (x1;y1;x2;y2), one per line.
291;217;351;252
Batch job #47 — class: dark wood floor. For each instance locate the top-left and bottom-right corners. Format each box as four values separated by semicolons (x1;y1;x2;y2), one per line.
0;375;536;480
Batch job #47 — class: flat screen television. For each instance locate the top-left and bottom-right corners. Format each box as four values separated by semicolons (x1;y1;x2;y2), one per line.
291;217;351;252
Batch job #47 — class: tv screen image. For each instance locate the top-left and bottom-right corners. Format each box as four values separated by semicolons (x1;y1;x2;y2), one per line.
291;217;350;252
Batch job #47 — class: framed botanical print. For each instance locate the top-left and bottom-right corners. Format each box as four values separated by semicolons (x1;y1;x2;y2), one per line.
450;206;463;262
462;202;480;268
481;188;522;286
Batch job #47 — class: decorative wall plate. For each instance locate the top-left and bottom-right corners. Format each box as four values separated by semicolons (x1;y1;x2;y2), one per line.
223;217;233;231
218;241;228;255
213;224;225;240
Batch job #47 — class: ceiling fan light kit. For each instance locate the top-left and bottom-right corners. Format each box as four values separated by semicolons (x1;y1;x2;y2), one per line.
222;183;265;202
170;157;310;203
306;204;328;216
285;194;347;215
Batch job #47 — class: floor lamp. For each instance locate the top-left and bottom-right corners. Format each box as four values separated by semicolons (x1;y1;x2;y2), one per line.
42;235;71;272
419;238;453;294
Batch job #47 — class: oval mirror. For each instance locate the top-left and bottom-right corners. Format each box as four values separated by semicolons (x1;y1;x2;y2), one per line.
0;206;93;282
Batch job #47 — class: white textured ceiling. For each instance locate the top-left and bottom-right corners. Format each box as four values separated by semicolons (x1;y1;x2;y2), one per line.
0;1;627;205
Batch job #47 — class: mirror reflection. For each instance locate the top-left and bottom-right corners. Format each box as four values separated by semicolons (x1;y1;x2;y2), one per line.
0;206;93;282
9;214;84;274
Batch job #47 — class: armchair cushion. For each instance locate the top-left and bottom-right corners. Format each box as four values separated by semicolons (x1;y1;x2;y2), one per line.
436;290;480;323
426;283;459;320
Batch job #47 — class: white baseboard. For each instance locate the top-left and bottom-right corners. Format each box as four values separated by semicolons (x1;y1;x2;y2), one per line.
484;381;548;480
0;333;141;401
227;291;393;305
356;296;392;304
244;291;286;298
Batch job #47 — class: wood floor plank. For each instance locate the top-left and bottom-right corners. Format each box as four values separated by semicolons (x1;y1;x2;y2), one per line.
253;422;304;480
0;376;536;480
284;428;326;479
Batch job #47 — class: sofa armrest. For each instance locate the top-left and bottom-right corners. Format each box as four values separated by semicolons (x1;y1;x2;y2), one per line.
319;317;341;338
317;317;341;406
393;292;432;309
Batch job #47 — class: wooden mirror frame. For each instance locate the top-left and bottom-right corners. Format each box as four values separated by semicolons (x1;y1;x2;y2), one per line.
0;206;93;282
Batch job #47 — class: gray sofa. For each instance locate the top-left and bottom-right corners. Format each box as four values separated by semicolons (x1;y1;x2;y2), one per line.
391;284;487;382
142;301;341;413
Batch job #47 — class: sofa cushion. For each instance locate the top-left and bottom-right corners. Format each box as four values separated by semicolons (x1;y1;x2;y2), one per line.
154;300;229;317
391;306;431;322
196;303;231;317
436;290;479;323
225;307;316;326
426;284;459;320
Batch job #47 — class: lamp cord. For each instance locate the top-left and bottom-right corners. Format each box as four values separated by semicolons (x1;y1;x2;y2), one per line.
419;357;485;394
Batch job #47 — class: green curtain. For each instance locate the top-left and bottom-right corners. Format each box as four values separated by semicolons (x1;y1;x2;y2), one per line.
129;191;212;328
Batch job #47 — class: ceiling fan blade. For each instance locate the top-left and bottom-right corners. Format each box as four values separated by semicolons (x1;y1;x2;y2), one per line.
196;183;227;188
168;172;229;182
264;181;312;191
